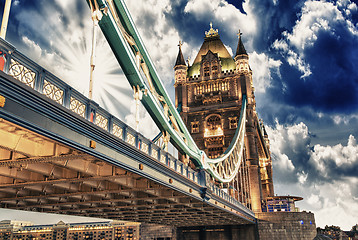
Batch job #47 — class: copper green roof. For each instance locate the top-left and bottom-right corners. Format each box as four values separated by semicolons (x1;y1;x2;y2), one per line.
188;32;236;77
192;35;233;64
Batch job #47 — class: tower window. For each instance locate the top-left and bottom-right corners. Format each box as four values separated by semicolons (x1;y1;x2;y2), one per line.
206;115;221;130
221;81;229;91
204;115;223;137
191;121;199;133
229;117;238;129
208;147;223;159
212;65;218;77
204;66;210;76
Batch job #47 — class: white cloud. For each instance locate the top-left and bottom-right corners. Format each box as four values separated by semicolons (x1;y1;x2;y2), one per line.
307;194;322;208
332;114;358;125
299;178;358;230
21;36;45;60
184;0;257;49
272;0;357;78
266;120;358;229
297;171;308;184
124;0;181;84
249;51;281;93
125;99;159;139
310;134;358;169
288;1;344;50
53;0;72;9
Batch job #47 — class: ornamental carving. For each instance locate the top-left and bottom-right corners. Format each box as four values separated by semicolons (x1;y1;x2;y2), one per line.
43;80;64;104
9;59;36;88
70;97;86;118
95;113;108;130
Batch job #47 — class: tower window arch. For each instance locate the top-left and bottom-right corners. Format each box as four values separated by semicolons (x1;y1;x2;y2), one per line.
204;114;223;137
206;115;221;130
191;121;199;133
229;117;238;129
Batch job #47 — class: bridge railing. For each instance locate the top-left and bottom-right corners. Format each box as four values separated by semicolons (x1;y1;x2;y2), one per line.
0;38;199;185
0;38;246;209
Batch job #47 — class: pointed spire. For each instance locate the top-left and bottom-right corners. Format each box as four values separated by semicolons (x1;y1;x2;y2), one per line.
174;41;186;67
235;30;247;56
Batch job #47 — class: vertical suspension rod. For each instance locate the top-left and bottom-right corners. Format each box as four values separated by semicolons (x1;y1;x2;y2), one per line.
89;0;103;100
0;0;12;39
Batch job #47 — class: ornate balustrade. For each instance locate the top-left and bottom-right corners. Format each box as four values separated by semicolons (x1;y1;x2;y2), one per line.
0;39;201;185
0;38;246;208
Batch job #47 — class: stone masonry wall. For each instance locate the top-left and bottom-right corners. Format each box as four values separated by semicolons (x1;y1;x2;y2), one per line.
140;223;176;240
257;211;316;240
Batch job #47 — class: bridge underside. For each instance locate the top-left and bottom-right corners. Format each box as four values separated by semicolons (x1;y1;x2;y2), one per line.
0;119;252;227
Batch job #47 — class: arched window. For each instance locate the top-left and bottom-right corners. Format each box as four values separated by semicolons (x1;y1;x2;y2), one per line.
206;115;221;130
229;117;238;129
191;121;199;133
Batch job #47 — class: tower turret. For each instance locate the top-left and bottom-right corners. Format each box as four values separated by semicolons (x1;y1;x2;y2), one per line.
234;30;249;73
235;29;251;98
174;41;187;83
234;31;263;212
174;41;188;111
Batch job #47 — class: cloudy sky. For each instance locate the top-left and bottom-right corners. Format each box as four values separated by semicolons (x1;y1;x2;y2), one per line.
1;0;358;230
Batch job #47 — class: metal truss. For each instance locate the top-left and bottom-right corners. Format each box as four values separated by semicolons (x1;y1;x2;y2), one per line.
0;119;253;226
86;0;247;182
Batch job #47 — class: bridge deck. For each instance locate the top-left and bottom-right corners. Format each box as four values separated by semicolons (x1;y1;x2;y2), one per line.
0;39;255;226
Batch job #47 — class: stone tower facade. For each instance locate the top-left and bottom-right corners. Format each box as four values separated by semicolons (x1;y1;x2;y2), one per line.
174;25;274;212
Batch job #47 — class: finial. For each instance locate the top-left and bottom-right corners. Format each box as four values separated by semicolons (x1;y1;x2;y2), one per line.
178;40;182;49
205;22;219;38
237;29;242;38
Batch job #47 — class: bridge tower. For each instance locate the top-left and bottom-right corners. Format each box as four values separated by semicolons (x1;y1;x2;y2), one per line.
174;24;274;213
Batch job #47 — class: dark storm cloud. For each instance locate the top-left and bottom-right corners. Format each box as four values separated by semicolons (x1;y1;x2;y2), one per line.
165;1;213;45
278;25;358;113
249;0;305;52
225;0;246;14
241;0;358;115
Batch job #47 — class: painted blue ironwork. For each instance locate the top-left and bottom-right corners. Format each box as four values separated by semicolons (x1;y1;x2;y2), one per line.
0;38;254;214
85;0;247;182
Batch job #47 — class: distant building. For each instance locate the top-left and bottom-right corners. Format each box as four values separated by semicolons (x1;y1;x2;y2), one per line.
0;220;34;239
262;195;303;212
0;220;140;240
317;225;358;240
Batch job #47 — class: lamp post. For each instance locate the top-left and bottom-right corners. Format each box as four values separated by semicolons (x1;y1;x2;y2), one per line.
0;0;12;39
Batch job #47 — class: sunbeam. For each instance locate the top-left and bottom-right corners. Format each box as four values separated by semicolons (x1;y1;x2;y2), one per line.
13;1;134;122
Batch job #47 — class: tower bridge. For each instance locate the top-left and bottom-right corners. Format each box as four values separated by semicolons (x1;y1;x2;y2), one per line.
0;0;317;239
0;52;254;226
